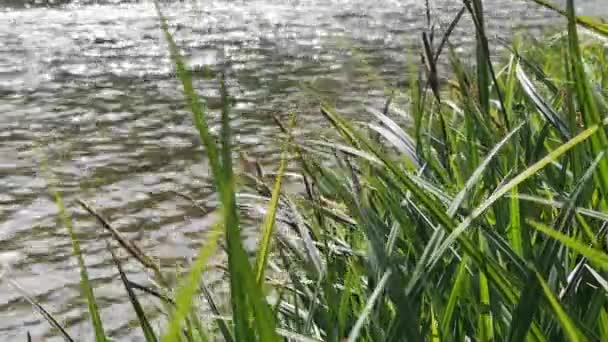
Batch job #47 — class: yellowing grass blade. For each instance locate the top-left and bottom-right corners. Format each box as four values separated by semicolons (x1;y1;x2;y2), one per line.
255;150;288;286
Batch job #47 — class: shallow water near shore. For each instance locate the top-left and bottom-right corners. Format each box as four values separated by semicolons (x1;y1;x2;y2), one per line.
0;0;605;340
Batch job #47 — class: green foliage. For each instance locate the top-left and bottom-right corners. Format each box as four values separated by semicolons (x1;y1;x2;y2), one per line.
18;1;608;341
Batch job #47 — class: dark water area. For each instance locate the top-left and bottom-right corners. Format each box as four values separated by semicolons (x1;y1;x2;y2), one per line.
0;0;605;340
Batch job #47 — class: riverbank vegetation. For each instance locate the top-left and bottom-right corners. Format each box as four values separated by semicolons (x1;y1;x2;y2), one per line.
14;0;608;341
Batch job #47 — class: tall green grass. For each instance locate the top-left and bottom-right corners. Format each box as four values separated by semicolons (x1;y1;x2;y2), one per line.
15;0;608;341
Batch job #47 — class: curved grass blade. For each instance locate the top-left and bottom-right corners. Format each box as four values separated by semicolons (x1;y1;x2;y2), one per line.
365;106;415;147
585;266;608;293
308;140;382;165
365;106;418;156
516;63;570;140
285;197;325;277
365;123;419;168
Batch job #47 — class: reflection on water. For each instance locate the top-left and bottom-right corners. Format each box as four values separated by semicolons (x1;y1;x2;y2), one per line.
0;0;603;340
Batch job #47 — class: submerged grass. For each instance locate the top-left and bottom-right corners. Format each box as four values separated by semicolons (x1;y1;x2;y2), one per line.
14;0;608;341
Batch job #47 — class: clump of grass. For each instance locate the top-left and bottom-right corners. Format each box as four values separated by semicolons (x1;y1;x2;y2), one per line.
13;0;608;341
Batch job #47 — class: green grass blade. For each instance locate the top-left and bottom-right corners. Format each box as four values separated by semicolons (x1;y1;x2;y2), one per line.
160;225;222;342
509;185;523;257
440;257;469;336
504;54;518;118
478;235;493;342
534;269;587;341
52;190;107;342
153;1;222;188
466;0;509;130
237;262;281;341
470;0;490;114
276;329;324;342
127;281;175;306
154;3;279;340
565;0;608;201
527;220;608;269
219;77;279;342
599;309;608;341
346;270;391;342
216;75;255;341
338;265;357;338
430;304;441;342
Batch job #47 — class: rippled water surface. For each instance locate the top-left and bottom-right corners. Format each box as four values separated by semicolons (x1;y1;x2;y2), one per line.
0;0;605;340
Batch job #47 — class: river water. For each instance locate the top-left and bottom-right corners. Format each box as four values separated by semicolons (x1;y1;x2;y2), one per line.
0;0;605;340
